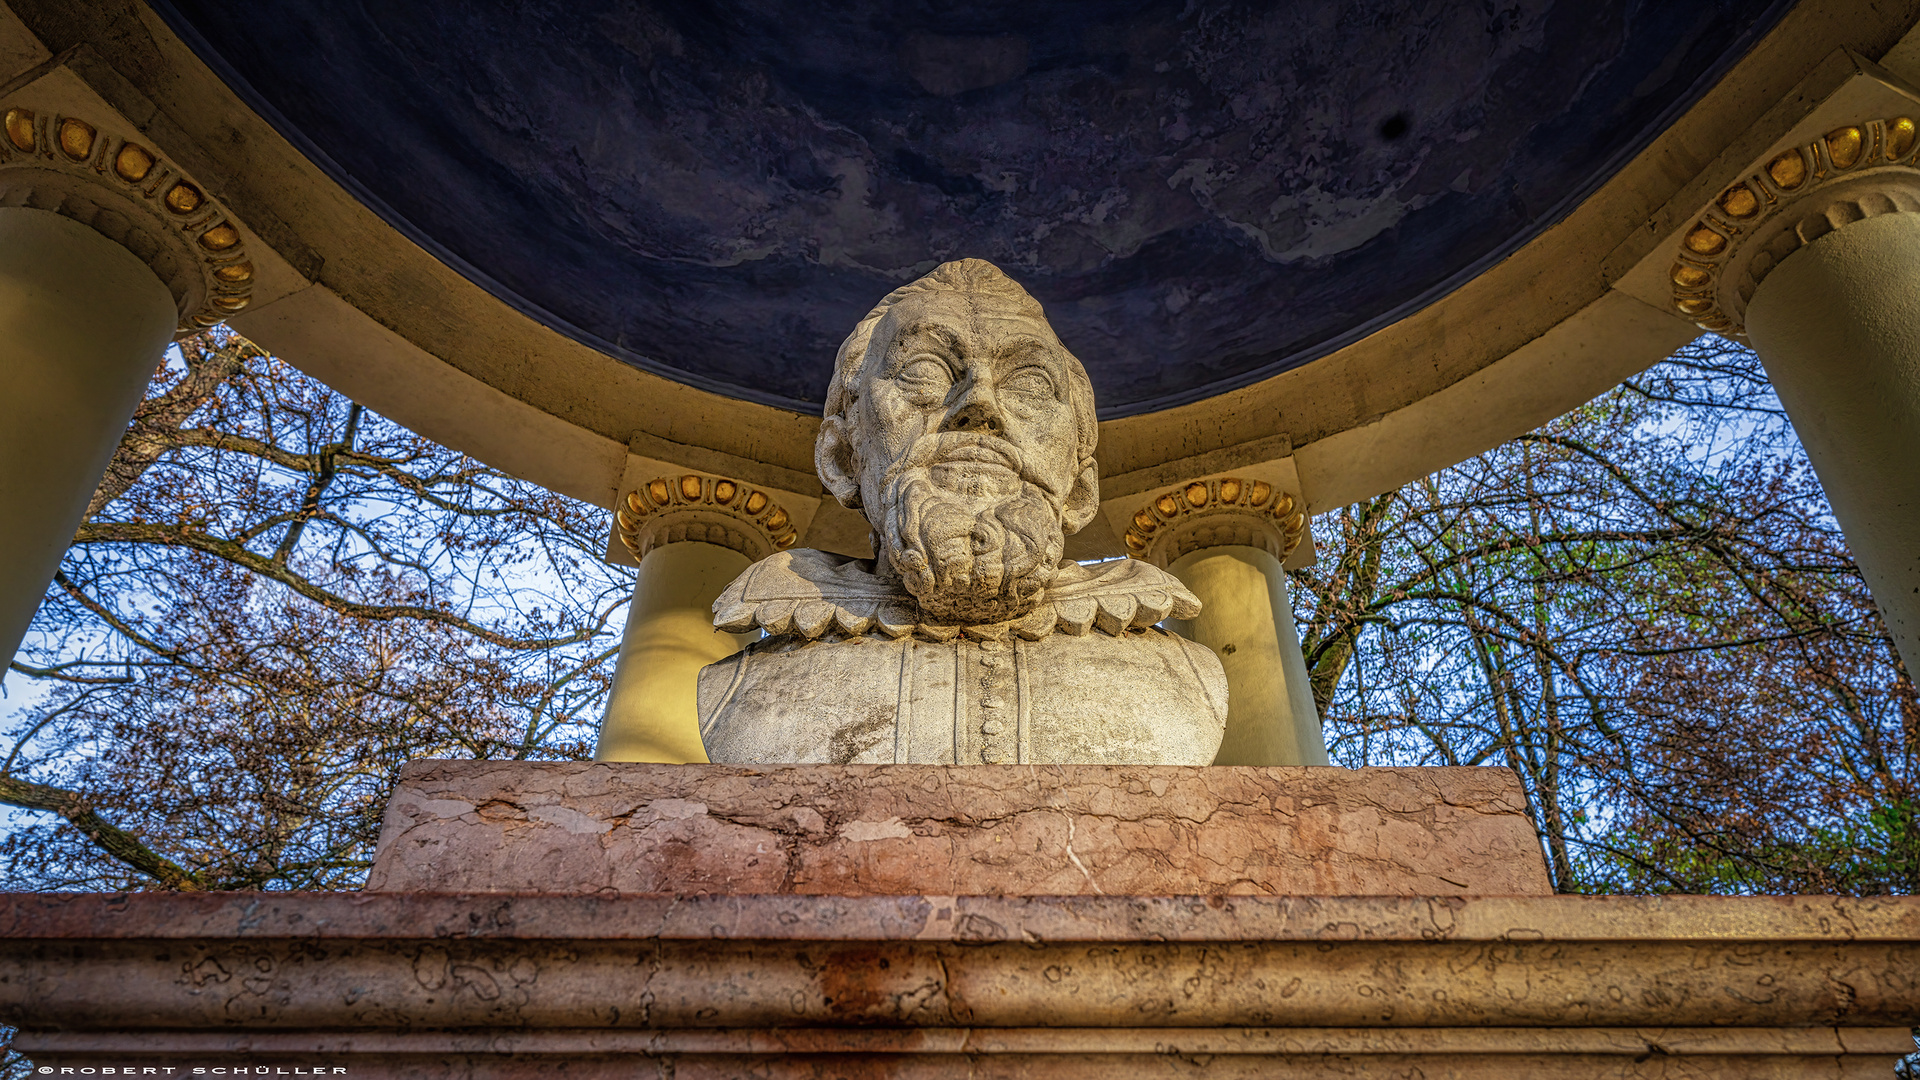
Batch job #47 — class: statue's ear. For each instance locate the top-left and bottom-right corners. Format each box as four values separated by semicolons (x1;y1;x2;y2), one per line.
815;414;863;509
1061;459;1100;535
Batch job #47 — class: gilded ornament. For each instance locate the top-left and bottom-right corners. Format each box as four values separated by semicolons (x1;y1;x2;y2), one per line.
1767;149;1807;189
1670;263;1711;288
1121;474;1309;567
1684;225;1726;256
1717;184;1759;219
0;111;256;336
164;182;202;214
1890;117;1916;160
1826;125;1863;168
56;118;94;161
617;473;800;562
198;223;240;251
1670;115;1920;337
3;108;33;152
113;142;154;182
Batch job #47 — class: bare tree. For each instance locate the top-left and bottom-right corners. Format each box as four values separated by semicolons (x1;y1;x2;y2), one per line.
1293;337;1918;894
0;330;630;891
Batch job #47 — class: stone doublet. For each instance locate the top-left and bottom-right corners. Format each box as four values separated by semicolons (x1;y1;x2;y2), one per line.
698;627;1227;765
696;548;1229;765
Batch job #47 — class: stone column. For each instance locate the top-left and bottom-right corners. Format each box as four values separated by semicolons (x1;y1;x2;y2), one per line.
593;474;800;762
1119;476;1328;765
0;209;174;665
0;107;257;666
1665;116;1920;671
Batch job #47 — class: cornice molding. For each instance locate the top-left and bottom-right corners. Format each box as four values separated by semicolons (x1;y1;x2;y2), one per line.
616;473;800;564
0;104;253;335
1671;114;1920;336
1119;474;1308;570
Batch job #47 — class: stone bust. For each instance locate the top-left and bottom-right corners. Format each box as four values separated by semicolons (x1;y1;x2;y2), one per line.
697;259;1227;765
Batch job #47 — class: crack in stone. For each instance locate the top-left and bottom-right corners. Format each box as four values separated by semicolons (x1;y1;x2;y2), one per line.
1061;813;1104;895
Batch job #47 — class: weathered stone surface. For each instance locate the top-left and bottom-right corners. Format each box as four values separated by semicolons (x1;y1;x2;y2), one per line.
4;892;1918;1076
701;260;1230;766
366;761;1552;896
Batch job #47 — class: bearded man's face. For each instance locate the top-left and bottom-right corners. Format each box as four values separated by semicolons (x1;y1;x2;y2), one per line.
847;289;1086;624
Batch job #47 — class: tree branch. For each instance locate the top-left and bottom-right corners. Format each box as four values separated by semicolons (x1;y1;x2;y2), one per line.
0;776;204;891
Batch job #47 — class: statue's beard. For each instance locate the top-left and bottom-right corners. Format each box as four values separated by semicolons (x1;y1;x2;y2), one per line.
872;433;1066;625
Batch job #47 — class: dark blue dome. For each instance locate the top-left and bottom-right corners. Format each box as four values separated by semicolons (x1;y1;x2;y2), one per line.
154;0;1790;417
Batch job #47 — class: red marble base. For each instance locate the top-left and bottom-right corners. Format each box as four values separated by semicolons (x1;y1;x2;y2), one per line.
369;762;1554;896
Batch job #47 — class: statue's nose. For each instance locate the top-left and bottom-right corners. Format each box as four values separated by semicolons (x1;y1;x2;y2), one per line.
943;386;1006;435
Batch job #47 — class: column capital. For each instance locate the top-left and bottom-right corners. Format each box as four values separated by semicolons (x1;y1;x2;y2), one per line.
1671;113;1920;337
0;105;254;336
1115;473;1308;570
616;473;801;563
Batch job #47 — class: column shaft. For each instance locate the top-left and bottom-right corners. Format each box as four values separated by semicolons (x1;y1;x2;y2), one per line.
0;208;177;666
594;541;754;763
1167;545;1329;766
1745;210;1920;673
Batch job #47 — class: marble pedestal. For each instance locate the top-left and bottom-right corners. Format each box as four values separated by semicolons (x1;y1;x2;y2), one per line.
4;762;1918;1077
368;761;1554;896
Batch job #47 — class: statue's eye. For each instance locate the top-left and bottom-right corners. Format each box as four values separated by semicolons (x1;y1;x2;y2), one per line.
1002;366;1056;399
898;357;953;395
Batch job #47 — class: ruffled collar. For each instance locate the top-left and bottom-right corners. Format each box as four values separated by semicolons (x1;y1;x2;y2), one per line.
712;548;1200;643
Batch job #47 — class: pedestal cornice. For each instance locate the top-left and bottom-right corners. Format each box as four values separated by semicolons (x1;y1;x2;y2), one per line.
4;891;1919;1073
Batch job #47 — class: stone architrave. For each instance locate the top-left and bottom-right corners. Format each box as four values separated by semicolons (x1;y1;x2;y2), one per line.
697;260;1227;765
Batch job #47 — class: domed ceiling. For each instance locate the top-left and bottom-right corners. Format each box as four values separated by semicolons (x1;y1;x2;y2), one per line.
154;0;1790;418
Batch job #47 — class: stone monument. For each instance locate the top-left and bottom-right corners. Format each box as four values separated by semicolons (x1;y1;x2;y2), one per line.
698;259;1230;765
